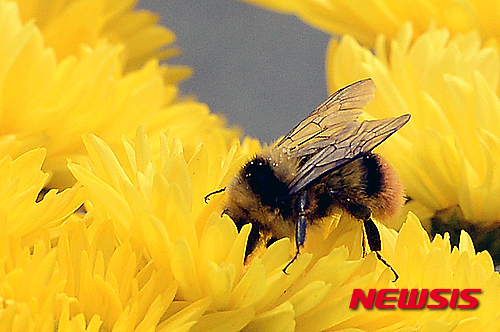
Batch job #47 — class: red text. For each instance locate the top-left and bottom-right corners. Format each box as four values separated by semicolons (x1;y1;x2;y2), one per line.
349;289;481;309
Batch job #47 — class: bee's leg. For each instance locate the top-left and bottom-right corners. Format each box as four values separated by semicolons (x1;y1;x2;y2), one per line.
228;210;262;261
347;202;398;282
363;217;399;282
283;191;309;274
244;221;261;260
361;228;367;257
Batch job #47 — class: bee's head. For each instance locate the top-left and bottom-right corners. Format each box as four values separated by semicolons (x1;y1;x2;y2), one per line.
241;156;288;208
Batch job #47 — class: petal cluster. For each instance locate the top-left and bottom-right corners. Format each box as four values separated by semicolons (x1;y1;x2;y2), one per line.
0;0;237;188
241;0;500;49
16;0;190;78
2;131;500;330
1;0;499;330
62;128;500;331
326;23;500;226
244;0;500;273
0;149;83;330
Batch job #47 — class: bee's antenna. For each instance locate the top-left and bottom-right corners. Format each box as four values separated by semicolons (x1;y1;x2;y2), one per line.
204;188;226;204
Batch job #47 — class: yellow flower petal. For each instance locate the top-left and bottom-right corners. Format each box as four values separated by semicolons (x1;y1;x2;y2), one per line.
287;280;331;317
17;0;189;77
242;0;500;50
245;301;295;332
190;306;255;332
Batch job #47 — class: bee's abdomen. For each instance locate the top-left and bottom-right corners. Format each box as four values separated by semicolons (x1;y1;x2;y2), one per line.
361;153;404;219
321;152;404;221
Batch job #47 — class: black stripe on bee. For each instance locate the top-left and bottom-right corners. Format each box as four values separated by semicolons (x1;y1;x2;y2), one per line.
361;154;384;196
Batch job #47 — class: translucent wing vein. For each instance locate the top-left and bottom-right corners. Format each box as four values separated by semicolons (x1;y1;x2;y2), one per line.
287;114;411;195
277;78;376;151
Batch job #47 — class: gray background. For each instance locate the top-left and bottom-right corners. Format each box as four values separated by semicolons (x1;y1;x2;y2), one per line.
138;0;331;144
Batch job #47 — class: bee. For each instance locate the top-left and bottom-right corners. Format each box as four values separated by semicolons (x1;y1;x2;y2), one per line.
205;79;410;281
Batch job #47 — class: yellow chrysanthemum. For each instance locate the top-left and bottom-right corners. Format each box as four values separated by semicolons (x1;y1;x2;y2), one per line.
0;148;84;243
16;0;190;81
0;148;84;329
241;0;500;49
62;127;500;331
1;206;182;332
0;0;239;188
326;23;500;257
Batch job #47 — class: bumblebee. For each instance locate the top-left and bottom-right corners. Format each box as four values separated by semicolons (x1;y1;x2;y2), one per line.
207;79;410;280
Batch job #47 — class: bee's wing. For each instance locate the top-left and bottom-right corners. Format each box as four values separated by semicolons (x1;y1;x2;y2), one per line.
276;78;376;151
287;114;411;196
